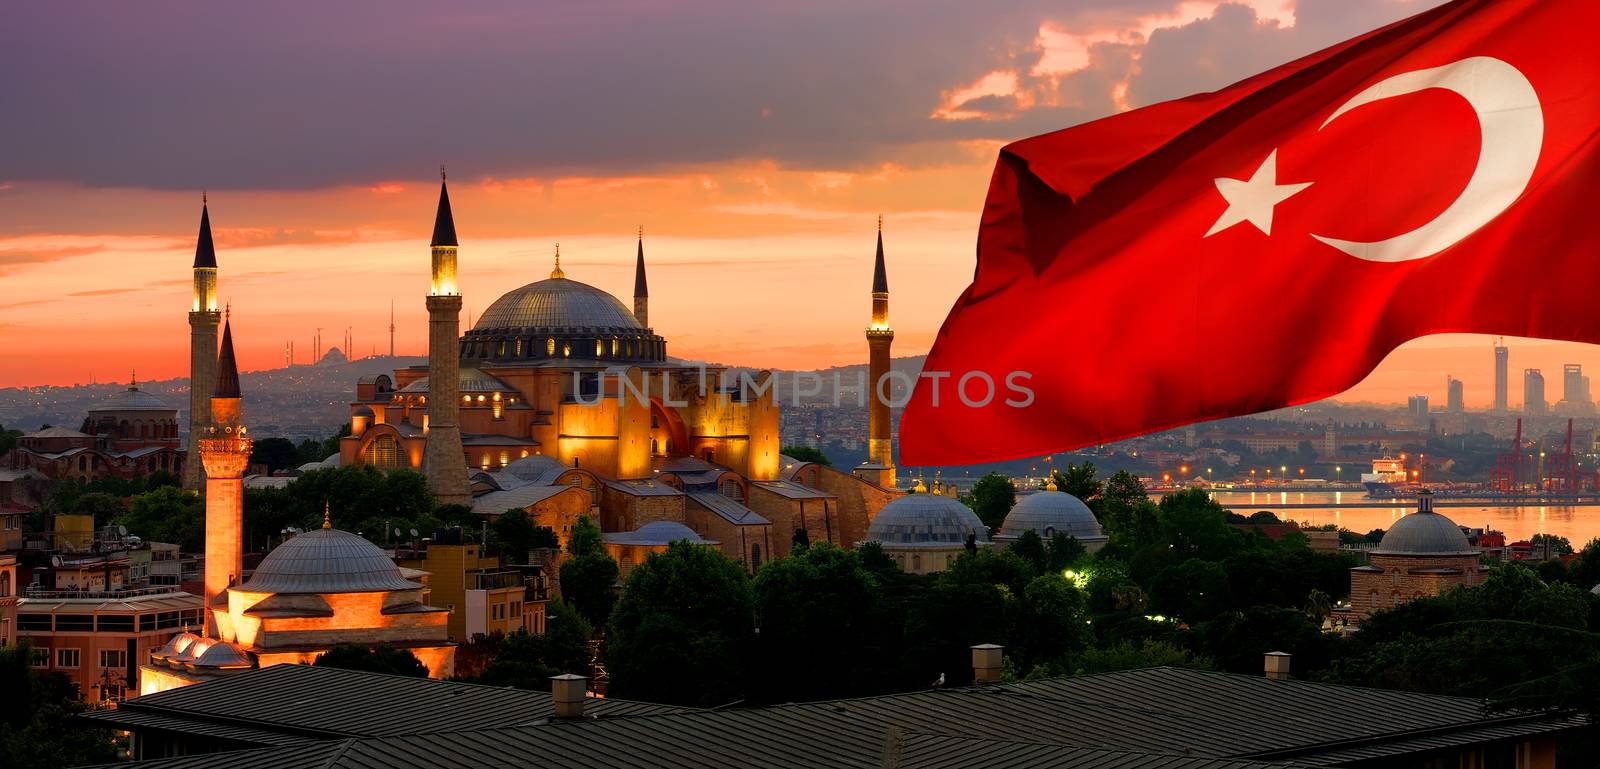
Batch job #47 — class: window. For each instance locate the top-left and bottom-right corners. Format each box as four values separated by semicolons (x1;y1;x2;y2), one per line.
363;435;402;471
30;647;49;668
100;649;127;670
56;648;81;668
98;615;133;632
750;545;762;570
511;601;522;618
912;554;922;571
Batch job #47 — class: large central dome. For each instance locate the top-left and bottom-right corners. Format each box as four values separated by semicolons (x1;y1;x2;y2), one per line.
474;277;644;332
460;273;665;365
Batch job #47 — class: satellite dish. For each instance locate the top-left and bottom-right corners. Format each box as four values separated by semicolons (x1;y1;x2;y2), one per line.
409;528;420;538
394;527;402;537
118;525;128;536
51;555;62;567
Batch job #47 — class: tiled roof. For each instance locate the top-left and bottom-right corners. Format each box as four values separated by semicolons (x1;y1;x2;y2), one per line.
686;491;768;525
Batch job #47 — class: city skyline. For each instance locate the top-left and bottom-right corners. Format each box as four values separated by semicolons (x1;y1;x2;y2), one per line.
13;0;1589;404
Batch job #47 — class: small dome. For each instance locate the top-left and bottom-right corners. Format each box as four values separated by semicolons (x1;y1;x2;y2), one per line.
152;631;202;663
189;640;254;670
475;277;643;332
999;490;1105;542
866;494;990;547
398;367;511;394
501;455;569;484
244;528;422;594
353;405;376;418
90;385;174;413
1374;511;1476;555
604;521;715;545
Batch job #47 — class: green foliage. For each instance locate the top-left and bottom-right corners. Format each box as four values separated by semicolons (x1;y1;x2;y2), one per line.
249;437;300;473
1010;530;1048;572
779;445;832;467
313;644;429;677
1017;573;1090;665
489;509;546;564
856;541;897;574
751;543;886;702
1069;639;1211;675
117;486;204;551
463;600;593;689
1324;564;1600;705
559;517;619;628
1194;606;1330;675
965;473;1015;531
1046;533;1086;571
69;492;125;527
1052;461;1101;500
0;641;120;768
1531;533;1574;556
606;542;755;706
0;424;23;456
791;527;811;551
254;465;439;545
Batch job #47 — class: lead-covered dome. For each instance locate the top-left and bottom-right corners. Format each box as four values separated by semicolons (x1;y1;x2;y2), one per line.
90;385;174;413
244;528;421;594
1374;510;1475;555
461;275;665;364
998;490;1106;543
866;494;991;547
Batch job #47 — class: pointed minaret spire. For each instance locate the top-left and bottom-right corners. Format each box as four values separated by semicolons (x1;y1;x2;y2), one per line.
873;215;888;294
551;243;565;279
194;198;218;269
214;319;242;398
431;167;458;248
633;227;649;328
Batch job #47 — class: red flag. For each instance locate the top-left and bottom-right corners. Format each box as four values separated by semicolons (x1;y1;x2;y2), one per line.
899;0;1600;465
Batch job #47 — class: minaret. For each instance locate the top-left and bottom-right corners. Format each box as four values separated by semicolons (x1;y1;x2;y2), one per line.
866;215;896;488
633;226;649;328
199;319;250;637
422;169;471;506
185;197;222;491
389;299;396;357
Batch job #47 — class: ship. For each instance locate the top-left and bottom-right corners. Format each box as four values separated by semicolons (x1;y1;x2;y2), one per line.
1361;456;1413;498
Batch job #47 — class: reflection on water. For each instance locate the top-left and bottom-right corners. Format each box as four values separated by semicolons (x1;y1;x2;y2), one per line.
1189;490;1598;542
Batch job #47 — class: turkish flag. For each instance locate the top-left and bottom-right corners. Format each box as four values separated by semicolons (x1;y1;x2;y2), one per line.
899;0;1600;466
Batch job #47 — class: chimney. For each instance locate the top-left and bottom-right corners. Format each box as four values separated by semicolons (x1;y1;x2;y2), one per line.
550;673;588;718
1264;651;1291;680
971;644;1003;684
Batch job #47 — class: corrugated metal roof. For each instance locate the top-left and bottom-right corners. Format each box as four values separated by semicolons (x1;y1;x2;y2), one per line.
896;733;1301;769
470;484;573;516
94;663;686;742
80;708;309;747
750;480;831;499
686;491;769;525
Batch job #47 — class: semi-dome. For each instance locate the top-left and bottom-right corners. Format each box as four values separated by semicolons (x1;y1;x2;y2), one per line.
243;528;422;594
604;521;716;545
398;367;512;394
460;272;665;365
866;494;991;547
998;490;1106;543
90;385;174;412
1374;511;1476;555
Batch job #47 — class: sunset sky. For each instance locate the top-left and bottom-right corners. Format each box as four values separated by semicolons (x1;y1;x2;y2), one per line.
7;0;1581;408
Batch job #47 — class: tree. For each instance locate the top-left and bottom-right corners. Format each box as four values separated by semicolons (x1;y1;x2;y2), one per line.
313;644;429;677
1156;488;1239;560
965;473;1015;531
751;543;886;701
1053;462;1101;501
0;641;120;768
466;600;593;689
606;542;755;706
1046;533;1086;571
1017;573;1091;667
1531;533;1574;556
856;541;897;574
0;424;22;456
249;437;300;473
117;486;204;551
68;492;125;527
780;445;832;466
1071;640;1210;675
559;516;619;628
791;527;811;551
490;509;542;564
1010;530;1048;573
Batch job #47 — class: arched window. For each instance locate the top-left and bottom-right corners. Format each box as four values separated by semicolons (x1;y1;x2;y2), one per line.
78;455;87;471
0;571;10;596
719;479;744;503
363;435;402;470
912;554;922;571
595;339;604;357
751;544;762;569
1369;590;1378;609
546;338;556;356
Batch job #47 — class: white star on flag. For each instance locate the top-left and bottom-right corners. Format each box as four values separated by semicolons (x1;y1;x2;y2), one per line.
1205;150;1312;237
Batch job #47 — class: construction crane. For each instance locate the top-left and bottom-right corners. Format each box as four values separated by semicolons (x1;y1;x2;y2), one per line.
1543;419;1578;495
1489;418;1522;493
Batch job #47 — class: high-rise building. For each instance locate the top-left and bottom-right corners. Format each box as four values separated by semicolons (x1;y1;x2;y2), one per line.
1494;343;1508;413
1407;395;1429;420
1446;377;1464;414
185;199;221;490
863;216;896;489
1561;364;1592;412
1524;369;1546;415
422;170;471;507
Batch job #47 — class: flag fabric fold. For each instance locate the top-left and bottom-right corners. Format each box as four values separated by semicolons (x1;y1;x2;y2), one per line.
900;0;1600;465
